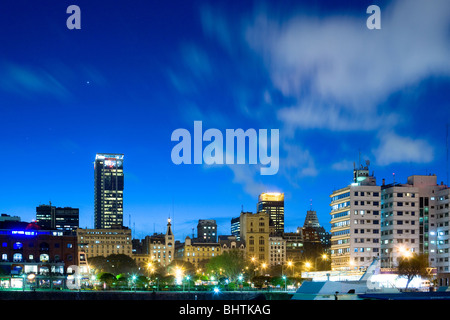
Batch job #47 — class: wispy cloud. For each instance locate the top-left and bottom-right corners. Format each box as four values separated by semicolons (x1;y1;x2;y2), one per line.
373;131;434;166
242;0;449;168
0;62;71;100
245;0;450;116
168;0;449;198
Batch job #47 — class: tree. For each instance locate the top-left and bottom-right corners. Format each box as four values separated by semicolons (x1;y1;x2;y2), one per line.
397;253;429;290
205;249;247;282
88;256;109;273
115;273;129;289
252;275;271;289
97;272;115;289
88;254;139;275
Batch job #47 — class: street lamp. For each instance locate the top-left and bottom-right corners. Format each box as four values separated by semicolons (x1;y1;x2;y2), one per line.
22;274;26;292
261;263;267;276
147;262;155;277
238;274;243;291
315;253;329;270
282;275;287;291
131;275;137;292
185;275;191;292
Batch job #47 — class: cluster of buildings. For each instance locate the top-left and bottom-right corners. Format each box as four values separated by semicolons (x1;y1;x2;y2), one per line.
330;162;450;286
2;152;450;289
0;153;328;289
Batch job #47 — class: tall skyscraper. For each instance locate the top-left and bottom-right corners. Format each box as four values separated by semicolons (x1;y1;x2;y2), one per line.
257;192;284;235
94;153;124;229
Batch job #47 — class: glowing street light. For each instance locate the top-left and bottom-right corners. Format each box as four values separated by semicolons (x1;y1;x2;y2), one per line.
282;275;287;291
174;266;184;285
398;246;412;259
261;263;267;276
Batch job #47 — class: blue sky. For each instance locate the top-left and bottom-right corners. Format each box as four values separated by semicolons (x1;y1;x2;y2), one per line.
0;0;449;241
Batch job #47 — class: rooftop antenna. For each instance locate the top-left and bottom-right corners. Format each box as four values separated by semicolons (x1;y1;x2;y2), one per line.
359;150;361;167
310;199;313;210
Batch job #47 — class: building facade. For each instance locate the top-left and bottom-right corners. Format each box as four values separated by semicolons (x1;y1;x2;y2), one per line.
240;211;270;264
175;236;221;268
77;227;132;258
142;218;176;267
329;163;381;271
0;221;78;288
380;183;420;268
36;203;79;234
269;236;286;266
436;187;450;274
231;216;241;240
197;219;217;243
94;153;124;229
218;235;245;253
379;175;448;269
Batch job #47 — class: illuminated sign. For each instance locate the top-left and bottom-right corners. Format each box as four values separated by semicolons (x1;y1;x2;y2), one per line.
11;230;37;236
96;154;124;161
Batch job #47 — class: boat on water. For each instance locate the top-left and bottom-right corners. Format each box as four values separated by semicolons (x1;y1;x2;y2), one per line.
291;258;400;300
292;258;450;300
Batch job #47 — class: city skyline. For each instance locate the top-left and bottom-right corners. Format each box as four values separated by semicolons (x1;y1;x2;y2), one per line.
0;0;449;242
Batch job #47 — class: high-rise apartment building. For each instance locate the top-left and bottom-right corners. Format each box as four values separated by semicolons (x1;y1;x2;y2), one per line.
436;187;450;279
380;174;448;269
329;163;381;271
257;192;284;235
380;182;420;268
94;154;124;229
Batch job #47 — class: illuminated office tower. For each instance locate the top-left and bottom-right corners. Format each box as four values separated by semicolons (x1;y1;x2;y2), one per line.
36;203;79;234
94;153;124;229
257;192;284;235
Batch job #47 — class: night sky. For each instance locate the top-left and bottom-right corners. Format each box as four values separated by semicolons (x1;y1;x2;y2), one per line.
0;0;449;241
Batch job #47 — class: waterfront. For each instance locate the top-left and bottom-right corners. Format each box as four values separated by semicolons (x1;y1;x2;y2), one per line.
0;289;293;300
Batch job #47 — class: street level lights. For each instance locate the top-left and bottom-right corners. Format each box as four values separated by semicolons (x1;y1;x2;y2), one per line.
315;254;328;270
